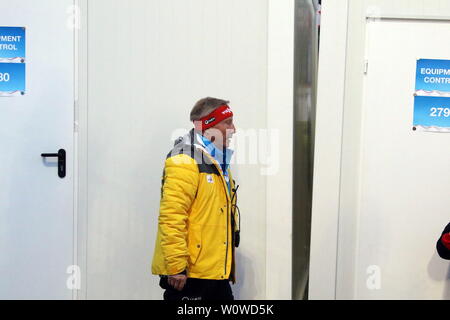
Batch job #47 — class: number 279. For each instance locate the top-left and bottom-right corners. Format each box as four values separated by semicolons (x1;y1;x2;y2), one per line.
430;108;450;118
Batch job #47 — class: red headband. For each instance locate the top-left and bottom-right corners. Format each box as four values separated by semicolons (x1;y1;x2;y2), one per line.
194;105;233;131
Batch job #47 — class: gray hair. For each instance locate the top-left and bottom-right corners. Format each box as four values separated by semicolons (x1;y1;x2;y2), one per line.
190;97;230;122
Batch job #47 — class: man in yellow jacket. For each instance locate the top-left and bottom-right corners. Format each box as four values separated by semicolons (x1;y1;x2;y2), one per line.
152;97;240;301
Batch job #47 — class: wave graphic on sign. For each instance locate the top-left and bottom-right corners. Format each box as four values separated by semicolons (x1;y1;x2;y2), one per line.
415;125;450;133
415;90;450;97
0;90;23;97
0;57;25;63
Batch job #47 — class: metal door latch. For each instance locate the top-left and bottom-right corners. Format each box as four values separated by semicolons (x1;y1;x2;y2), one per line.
41;149;66;178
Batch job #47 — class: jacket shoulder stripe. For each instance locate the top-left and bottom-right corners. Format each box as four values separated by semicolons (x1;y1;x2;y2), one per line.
198;163;221;175
167;144;220;175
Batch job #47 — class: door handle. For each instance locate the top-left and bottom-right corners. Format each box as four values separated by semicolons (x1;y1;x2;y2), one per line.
41;149;66;178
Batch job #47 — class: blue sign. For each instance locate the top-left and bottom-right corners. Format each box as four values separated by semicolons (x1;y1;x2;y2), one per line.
0;63;25;93
0;27;25;95
414;59;450;131
0;27;26;61
414;96;450;130
416;59;450;93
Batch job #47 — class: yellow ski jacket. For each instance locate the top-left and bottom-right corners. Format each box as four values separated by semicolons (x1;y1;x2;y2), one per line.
152;130;239;282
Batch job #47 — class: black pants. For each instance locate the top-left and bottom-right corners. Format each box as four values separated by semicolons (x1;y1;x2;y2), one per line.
160;277;234;301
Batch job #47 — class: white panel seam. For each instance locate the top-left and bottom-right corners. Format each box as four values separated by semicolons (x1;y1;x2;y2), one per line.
335;0;351;300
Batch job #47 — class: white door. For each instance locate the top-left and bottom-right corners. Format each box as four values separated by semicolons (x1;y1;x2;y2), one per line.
0;0;75;299
351;18;450;299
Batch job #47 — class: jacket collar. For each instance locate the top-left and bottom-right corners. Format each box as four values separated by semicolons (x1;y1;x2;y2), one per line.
175;130;234;170
196;133;233;174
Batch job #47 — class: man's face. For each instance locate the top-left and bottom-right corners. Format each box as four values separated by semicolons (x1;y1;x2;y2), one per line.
207;117;236;149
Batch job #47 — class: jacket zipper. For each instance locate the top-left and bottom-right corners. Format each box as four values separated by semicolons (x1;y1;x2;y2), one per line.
195;143;231;278
225;199;229;277
211;160;230;277
218;164;230;278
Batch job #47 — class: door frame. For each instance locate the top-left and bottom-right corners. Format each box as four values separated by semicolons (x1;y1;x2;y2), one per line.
309;0;450;300
74;0;88;300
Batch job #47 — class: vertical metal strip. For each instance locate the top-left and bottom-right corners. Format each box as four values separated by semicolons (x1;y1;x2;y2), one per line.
292;0;319;300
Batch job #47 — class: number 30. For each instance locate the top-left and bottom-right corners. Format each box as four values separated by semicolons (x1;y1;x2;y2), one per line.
0;73;10;82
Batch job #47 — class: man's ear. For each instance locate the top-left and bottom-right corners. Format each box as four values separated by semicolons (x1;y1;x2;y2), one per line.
204;129;216;142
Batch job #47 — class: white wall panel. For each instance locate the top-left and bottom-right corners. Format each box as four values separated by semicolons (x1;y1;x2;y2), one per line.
309;0;349;300
266;0;295;300
80;0;292;300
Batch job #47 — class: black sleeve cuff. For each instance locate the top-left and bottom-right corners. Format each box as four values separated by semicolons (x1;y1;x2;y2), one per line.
436;238;450;260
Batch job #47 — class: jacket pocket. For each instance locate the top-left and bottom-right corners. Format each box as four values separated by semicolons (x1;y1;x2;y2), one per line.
187;224;202;266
